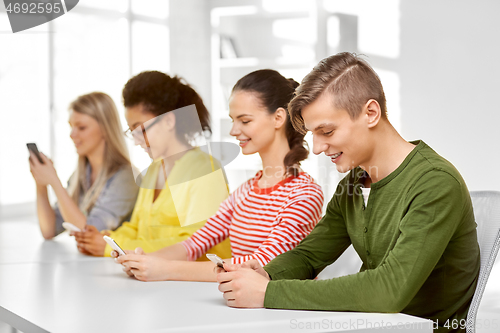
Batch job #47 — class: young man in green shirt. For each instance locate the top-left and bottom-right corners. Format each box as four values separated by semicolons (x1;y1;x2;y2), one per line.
216;52;480;332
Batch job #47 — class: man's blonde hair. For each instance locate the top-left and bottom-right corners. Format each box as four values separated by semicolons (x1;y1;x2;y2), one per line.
289;52;387;134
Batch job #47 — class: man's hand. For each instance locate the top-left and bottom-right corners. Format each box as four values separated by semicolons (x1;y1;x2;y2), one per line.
73;225;107;256
213;261;239;275
115;248;169;281
214;259;269;278
240;259;270;279
217;260;270;308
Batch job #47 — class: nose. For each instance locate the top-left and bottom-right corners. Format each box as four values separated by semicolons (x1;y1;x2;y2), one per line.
229;122;239;137
312;134;328;155
69;128;76;140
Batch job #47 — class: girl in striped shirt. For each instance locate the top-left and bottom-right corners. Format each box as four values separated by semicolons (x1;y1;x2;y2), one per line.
114;69;324;281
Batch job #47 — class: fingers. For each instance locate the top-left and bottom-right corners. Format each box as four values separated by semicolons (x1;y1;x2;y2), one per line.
121;263;146;281
73;232;85;243
241;259;260;270
29;152;40;166
122;266;135;277
116;253;142;263
226;299;238;308
74;232;93;244
218;280;233;293
216;271;235;284
114;250;141;264
84;225;98;232
222;262;241;272
123;260;145;273
76;243;91;256
222;290;235;301
82;243;101;257
214;266;226;274
115;254;126;264
40;152;52;165
134;247;145;255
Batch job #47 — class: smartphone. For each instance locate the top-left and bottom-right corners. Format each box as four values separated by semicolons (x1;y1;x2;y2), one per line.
62;222;81;233
103;236;126;256
206;254;225;268
26;143;44;164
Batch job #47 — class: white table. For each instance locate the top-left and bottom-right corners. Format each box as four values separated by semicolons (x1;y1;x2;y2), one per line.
0;219;432;333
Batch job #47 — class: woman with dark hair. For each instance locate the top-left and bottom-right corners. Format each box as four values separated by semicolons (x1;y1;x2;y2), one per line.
114;69;324;281
74;71;231;259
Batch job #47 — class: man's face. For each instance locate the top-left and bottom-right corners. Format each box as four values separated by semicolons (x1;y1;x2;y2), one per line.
302;93;373;173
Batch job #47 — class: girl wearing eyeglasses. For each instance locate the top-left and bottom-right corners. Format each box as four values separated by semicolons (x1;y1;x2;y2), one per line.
114;70;324;282
29;92;138;240
73;71;231;259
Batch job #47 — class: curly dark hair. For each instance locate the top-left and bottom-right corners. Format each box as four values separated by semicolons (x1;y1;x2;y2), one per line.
122;71;211;143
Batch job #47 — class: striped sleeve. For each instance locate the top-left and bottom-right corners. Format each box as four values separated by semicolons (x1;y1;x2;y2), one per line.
231;182;324;266
181;181;248;261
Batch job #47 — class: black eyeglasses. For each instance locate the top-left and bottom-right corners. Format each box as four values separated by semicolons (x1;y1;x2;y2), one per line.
124;116;162;140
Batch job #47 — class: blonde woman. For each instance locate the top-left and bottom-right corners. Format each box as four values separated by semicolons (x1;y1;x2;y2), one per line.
29;92;139;241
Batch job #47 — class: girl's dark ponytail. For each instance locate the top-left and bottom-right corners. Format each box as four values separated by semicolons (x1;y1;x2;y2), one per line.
232;70;308;177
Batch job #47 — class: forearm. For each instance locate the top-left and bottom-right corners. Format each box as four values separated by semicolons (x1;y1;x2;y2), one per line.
36;185;57;239
165;261;218;282
51;180;86;229
150;242;188;261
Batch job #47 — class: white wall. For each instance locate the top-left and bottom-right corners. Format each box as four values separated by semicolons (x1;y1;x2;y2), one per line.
398;0;500;191
169;0;212;110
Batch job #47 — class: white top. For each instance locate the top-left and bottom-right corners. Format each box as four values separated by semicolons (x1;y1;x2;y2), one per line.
362;187;371;206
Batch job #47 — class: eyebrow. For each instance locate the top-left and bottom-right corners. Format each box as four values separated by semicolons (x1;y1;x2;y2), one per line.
306;123;336;132
130;122;141;129
229;114;253;120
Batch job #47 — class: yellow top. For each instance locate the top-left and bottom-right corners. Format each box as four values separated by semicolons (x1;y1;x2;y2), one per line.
104;147;231;258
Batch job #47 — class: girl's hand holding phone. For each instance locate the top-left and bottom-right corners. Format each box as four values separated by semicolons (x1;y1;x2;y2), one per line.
29;152;60;187
115;248;170;281
74;225;108;256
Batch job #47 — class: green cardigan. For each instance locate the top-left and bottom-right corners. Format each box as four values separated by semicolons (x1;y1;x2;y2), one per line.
263;141;479;333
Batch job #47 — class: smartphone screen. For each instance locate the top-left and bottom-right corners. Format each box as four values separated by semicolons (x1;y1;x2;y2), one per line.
27;143;44;164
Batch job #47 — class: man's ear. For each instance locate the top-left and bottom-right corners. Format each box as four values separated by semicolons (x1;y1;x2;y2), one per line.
274;107;287;129
365;99;381;129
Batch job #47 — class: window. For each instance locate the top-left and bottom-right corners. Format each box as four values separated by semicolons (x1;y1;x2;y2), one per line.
0;1;169;213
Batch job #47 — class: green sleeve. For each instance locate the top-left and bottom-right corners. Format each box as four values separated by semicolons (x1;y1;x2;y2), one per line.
264;187;351;280
264;170;466;312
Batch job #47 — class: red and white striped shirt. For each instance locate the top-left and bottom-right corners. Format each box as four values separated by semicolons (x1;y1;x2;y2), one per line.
182;171;324;266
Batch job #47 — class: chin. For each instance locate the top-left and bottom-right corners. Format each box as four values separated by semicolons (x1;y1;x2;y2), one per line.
75;148;86;156
241;147;258;155
335;163;355;174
